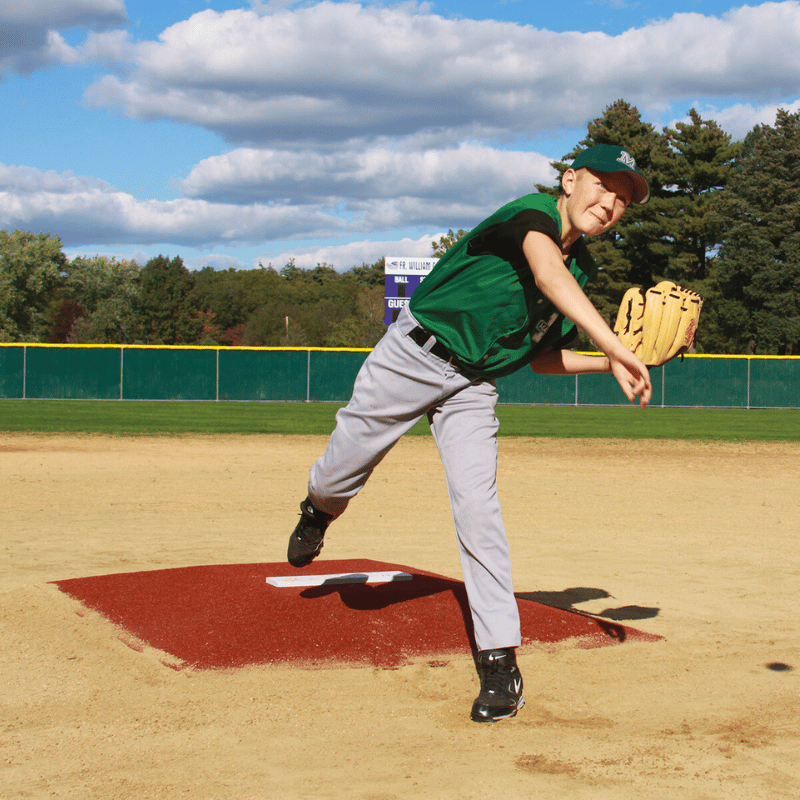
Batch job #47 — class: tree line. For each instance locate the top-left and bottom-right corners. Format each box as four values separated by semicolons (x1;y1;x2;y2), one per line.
1;101;798;355
0;244;388;349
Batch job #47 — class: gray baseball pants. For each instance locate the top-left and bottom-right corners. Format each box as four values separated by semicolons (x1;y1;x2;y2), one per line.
307;305;521;652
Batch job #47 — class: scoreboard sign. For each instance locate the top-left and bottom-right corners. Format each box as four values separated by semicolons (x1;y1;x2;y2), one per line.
384;256;438;324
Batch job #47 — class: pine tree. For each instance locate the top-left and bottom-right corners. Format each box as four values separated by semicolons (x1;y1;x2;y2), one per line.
661;110;740;353
663;110;740;284
714;109;800;354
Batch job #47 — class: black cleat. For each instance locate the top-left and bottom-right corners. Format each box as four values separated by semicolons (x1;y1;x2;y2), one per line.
470;648;525;723
287;497;333;568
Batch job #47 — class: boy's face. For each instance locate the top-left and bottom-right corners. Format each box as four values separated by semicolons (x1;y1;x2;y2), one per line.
561;167;634;236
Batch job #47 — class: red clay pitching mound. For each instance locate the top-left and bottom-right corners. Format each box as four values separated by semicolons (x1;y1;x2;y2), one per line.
53;559;660;670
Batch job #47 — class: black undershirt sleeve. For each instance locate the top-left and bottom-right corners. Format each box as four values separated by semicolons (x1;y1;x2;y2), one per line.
466;209;560;261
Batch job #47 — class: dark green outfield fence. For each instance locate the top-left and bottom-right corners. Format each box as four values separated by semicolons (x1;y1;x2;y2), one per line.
1;344;798;408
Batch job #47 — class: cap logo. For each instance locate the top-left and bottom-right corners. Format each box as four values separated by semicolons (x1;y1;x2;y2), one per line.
617;151;637;169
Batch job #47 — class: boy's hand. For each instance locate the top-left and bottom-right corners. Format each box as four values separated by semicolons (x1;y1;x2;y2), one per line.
608;345;652;408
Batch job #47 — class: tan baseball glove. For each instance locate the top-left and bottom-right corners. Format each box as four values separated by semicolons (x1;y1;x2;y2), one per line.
613;281;704;367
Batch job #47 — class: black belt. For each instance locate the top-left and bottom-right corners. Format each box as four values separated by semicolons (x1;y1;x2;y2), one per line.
407;325;459;364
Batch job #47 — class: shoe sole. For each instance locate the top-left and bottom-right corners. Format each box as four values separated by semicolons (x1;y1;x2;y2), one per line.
288;552;318;568
470;696;525;723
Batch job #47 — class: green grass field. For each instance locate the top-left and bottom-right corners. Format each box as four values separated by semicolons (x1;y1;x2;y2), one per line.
0;399;798;440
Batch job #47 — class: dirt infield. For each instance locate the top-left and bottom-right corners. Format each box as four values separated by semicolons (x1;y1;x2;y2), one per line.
2;433;800;799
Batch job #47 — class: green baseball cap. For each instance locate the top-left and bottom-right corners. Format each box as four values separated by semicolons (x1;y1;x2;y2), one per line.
570;144;650;204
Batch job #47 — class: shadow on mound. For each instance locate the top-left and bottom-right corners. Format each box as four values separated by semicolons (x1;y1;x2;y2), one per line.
517;588;661;622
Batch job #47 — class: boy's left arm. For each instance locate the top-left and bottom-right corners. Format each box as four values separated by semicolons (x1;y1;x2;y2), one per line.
530;348;609;375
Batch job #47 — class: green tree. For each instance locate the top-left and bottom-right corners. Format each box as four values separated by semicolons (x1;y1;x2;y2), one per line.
0;230;66;341
55;255;141;343
236;260;354;347
662;109;740;285
194;263;284;345
196;258;390;348
305;263;339;285
326;284;386;348
278;258;306;283
348;258;385;288
660;110;740;353
295;275;360;346
432;229;468;258
241;300;294;346
713;110;800;354
137;255;203;344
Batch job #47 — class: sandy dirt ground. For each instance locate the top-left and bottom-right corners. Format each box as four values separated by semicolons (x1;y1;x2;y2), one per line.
2;432;800;800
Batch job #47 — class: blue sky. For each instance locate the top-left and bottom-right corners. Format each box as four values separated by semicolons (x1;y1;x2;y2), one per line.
2;0;799;271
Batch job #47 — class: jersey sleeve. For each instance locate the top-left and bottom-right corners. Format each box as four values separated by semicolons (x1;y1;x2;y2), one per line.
466;208;560;261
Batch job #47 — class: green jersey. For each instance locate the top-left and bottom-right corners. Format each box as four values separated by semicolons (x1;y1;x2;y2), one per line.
408;193;598;379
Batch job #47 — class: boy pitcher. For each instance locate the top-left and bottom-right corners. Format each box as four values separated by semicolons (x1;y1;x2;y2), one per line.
287;144;652;722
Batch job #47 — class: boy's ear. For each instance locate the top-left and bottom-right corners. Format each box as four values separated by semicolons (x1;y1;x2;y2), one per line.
561;167;577;196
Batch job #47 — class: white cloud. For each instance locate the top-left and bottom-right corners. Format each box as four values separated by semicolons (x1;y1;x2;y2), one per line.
0;162;349;247
79;29;134;64
181;141;555;206
0;0;125;28
258;234;439;271
0;0;126;27
693;100;800;140
84;2;800;146
0;27;80;74
0;0;127;75
0;163;112;193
